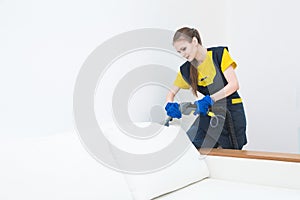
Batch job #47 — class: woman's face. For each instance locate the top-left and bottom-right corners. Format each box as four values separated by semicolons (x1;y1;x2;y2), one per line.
173;38;197;62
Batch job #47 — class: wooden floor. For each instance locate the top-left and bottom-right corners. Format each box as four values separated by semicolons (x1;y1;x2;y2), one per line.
199;148;300;163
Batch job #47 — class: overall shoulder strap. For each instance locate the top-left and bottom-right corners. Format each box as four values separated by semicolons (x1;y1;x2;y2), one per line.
179;61;191;85
207;46;228;68
208;46;229;84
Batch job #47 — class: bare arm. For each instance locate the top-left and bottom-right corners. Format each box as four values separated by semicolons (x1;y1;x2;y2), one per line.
210;66;239;102
166;85;181;102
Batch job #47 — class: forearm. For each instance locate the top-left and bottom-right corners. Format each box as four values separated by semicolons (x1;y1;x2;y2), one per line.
211;66;240;102
211;81;239;102
166;92;175;102
166;85;180;102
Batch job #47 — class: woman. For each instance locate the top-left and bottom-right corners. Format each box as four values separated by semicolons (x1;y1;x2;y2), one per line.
165;27;247;149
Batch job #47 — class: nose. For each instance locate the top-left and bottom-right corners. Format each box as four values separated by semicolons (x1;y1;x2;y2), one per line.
180;52;187;58
183;54;189;59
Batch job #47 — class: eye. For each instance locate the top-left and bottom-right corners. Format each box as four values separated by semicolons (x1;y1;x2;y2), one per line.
177;47;187;54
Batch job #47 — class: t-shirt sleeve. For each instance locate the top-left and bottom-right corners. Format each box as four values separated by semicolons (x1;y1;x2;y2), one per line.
221;48;237;72
173;72;190;89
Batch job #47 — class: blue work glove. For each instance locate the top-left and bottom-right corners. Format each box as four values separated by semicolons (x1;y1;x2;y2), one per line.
194;95;214;116
165;102;182;119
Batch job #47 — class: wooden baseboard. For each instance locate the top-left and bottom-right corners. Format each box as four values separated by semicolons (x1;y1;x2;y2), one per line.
199;148;300;163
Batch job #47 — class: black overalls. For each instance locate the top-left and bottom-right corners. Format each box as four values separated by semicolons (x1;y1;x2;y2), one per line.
181;47;247;149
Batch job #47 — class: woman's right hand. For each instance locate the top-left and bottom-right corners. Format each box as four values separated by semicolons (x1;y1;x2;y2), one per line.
165;102;182;119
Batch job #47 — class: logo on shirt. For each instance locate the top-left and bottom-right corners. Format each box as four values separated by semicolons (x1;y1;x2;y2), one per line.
199;76;208;82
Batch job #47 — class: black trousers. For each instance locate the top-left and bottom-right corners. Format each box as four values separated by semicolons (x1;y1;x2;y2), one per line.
186;103;247;149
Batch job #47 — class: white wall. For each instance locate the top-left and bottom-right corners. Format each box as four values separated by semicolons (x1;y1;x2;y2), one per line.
0;0;227;138
226;0;300;153
1;0;299;153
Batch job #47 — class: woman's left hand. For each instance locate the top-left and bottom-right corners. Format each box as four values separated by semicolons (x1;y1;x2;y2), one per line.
194;95;214;115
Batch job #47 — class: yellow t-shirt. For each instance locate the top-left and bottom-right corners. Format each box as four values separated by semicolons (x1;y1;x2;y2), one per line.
173;48;237;89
